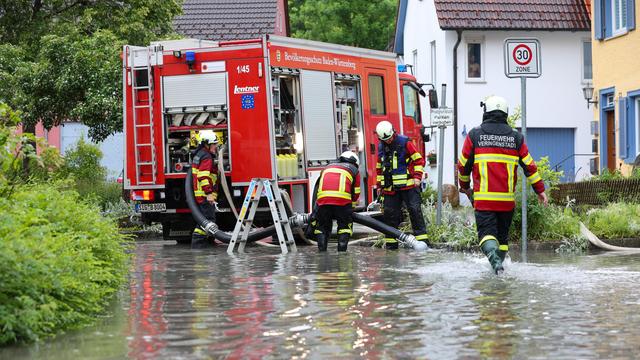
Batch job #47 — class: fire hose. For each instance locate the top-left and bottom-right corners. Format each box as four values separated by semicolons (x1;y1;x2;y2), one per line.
185;165;427;251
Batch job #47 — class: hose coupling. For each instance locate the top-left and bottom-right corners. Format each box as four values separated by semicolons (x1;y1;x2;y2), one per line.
289;213;310;228
399;233;429;251
203;221;219;236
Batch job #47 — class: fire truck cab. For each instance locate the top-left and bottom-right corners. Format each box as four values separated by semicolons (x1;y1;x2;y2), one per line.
123;35;427;241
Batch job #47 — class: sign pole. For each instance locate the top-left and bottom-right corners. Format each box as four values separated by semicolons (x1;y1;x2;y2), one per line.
504;37;540;262
520;77;527;260
436;125;445;225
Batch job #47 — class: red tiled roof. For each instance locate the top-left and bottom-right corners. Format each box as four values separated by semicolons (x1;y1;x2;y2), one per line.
174;0;283;41
434;0;591;31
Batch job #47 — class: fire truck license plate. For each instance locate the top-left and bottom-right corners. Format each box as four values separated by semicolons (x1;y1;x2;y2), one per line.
136;203;166;212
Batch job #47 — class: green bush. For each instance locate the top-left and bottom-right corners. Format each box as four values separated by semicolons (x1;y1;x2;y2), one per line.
583;202;640;239
0;184;131;345
416;199;477;251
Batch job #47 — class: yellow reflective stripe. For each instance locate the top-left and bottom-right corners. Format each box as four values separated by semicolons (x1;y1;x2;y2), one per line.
507;164;514;193
376;162;382;169
415;234;429;240
192;167;198;174
338;228;352;235
522;153;533;166
459;173;470;182
527;171;542;184
376;175;384;182
410;152;422;161
480;162;489;193
406;179;414;186
352;201;358;207
317;191;351;200
479;235;497;247
475;154;519;165
414;165;424;172
314;229;323;234
199;170;211;177
459;153;468;166
384;238;397;243
499;245;509;251
194;228;207;235
354;186;361;194
199;179;211;187
474;191;515;202
325;168;353;182
339;174;346;193
393;155;397;169
194;190;206;196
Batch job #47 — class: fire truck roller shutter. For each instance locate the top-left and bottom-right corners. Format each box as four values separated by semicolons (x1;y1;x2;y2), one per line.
163;72;227;109
300;70;338;162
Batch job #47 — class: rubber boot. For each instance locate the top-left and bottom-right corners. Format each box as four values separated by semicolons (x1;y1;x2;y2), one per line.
337;234;349;252
316;233;328;252
481;239;504;275
497;249;507;262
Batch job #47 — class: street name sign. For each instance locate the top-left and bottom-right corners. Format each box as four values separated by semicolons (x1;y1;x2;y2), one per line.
504;38;541;78
430;108;454;126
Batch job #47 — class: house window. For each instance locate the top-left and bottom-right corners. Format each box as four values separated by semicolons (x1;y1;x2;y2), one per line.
368;75;386;115
636;97;640;158
466;41;483;81
412;49;418;78
612;0;628;34
582;41;592;82
430;41;436;85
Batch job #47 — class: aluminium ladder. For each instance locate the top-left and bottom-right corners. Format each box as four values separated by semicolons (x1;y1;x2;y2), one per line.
227;179;297;254
129;46;157;185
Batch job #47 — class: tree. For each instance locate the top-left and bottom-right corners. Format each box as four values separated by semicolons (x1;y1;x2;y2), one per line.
0;1;182;141
289;0;397;51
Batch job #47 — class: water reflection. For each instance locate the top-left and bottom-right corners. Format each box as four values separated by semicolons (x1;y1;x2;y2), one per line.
2;243;640;359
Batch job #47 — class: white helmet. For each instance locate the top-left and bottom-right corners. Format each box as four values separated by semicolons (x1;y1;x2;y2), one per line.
199;130;219;145
339;151;359;167
375;121;394;141
482;95;509;115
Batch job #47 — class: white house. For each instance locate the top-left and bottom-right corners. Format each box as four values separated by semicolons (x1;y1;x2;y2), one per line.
394;0;594;186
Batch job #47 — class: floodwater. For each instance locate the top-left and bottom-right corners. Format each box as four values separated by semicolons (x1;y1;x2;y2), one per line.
3;240;640;359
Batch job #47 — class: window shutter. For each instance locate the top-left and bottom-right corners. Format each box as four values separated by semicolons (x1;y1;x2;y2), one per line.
594;0;604;39
628;0;636;31
619;97;628;159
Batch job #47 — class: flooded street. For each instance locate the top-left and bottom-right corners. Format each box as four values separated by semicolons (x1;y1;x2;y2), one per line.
3;240;640;359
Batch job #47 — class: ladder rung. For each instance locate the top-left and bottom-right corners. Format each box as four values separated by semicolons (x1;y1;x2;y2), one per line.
137;162;153;166
134;105;150;109
134;86;150;90
135;123;151;128
136;143;152;147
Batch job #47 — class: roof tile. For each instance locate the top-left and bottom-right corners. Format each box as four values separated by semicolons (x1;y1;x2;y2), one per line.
434;0;590;30
174;0;280;40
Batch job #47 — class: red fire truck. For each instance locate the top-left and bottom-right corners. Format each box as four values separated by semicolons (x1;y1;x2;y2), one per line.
123;35;428;241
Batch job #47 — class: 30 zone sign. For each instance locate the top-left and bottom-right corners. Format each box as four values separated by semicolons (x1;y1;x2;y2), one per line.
504;38;541;78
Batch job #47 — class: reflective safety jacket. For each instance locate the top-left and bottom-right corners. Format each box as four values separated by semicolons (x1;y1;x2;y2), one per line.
457;111;545;212
191;147;219;204
317;162;361;207
376;134;425;195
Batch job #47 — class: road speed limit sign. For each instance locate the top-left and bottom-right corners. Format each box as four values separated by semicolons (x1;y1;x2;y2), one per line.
504;38;541;78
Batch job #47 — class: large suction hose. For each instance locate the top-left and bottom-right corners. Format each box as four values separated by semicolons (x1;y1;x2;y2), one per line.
186;164;424;250
185;165;299;243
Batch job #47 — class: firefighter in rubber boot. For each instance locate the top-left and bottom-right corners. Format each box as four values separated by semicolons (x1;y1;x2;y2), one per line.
375;121;429;249
191;131;220;248
458;96;548;274
313;151;361;252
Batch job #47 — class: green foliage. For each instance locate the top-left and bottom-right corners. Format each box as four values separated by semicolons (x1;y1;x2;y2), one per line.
420;181;438;204
583;203;640;239
289;0;397;50
0;183;131;345
0;1;182;141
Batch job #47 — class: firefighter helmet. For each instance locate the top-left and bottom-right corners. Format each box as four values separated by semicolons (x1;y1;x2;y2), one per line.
482;95;509;115
339;151;359;167
375;121;394;141
199;130;219;145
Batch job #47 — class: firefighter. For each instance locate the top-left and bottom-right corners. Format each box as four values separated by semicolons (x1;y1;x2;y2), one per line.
458;95;548;274
375;121;428;249
312;151;361;252
191;131;220;248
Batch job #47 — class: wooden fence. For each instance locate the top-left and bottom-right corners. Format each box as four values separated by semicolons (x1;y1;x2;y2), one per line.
551;179;640;205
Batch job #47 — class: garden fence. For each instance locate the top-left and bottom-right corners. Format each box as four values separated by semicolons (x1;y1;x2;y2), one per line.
551;179;640;205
